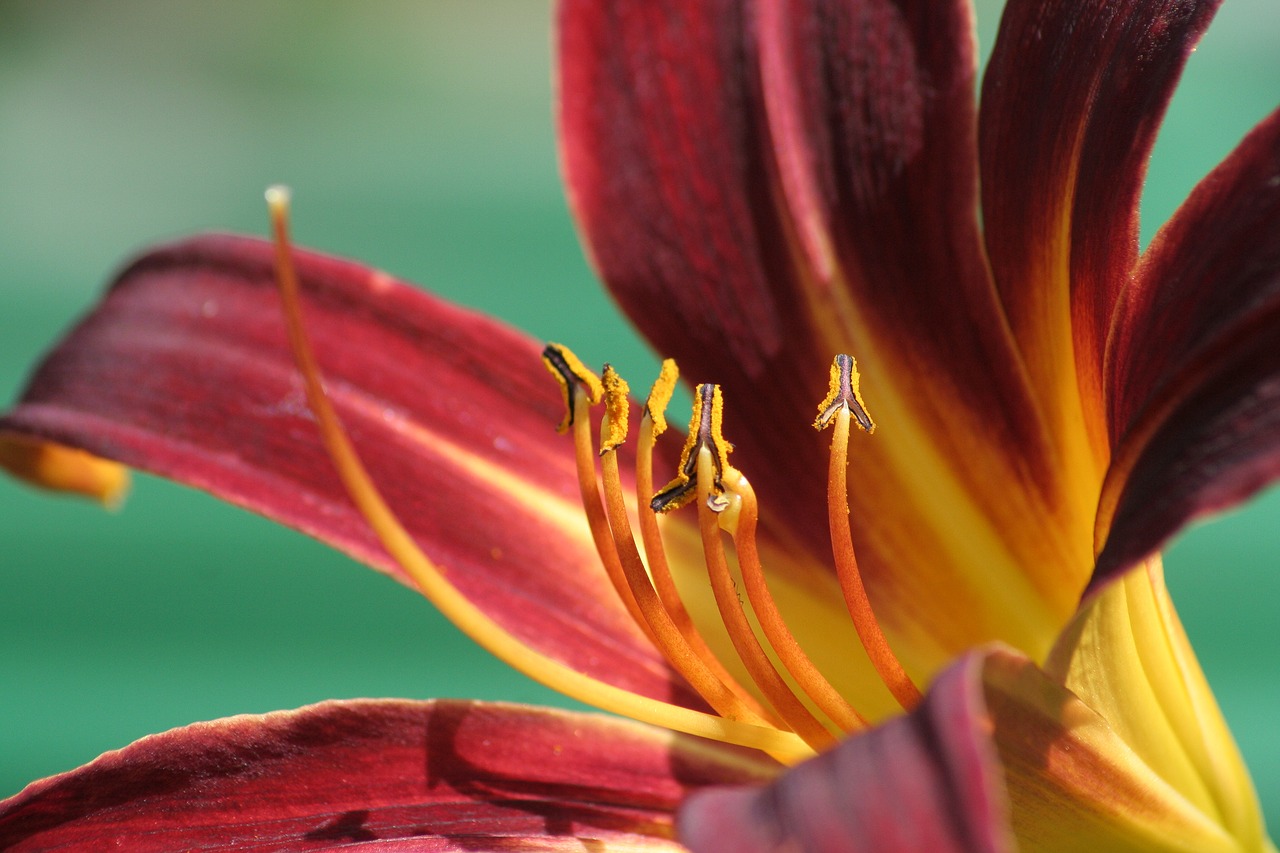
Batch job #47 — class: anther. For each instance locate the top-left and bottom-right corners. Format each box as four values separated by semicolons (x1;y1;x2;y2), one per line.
645;358;680;442
651;384;732;512
814;353;875;433
542;343;603;434
599;365;630;455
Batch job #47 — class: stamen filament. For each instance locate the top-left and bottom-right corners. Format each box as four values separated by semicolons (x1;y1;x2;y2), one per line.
828;405;922;709
695;448;837;751
636;374;768;719
266;186;814;765
599;413;782;728
726;470;867;733
567;388;657;647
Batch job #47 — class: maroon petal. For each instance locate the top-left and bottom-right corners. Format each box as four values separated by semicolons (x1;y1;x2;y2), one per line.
1095;108;1280;583
0;234;698;708
0;699;777;851
560;0;1081;672
980;0;1219;449
677;653;1013;853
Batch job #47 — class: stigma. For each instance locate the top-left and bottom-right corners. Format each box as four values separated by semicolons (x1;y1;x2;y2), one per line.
543;345;921;756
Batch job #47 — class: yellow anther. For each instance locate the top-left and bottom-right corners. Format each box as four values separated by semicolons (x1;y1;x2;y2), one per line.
651;383;733;513
542;343;604;434
599;364;630;455
644;358;680;443
814;354;875;433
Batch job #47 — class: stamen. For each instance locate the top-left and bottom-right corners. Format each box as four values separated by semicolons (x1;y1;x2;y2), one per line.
596;368;782;728
264;187;813;764
541;346;654;646
632;365;768;718
694;446;837;751
724;469;867;733
652;384;731;513
816;355;921;709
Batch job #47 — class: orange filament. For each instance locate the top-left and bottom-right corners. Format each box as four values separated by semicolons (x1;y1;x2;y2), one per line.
633;370;771;719
694;446;838;751
265;186;813;764
823;391;922;710
725;470;867;733
598;411;781;728
538;347;925;757
565;386;657;647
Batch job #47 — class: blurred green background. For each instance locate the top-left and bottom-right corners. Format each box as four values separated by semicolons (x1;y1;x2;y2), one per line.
1;0;1277;828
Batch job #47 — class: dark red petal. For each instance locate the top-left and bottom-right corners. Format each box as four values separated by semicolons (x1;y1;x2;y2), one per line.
677;654;1013;853
560;0;1080;673
1095;109;1280;584
0;699;777;851
980;0;1220;451
0;234;699;709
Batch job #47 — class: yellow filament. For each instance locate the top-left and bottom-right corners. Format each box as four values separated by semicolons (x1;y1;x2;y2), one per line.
265;186;813;764
726;470;867;733
695;448;837;751
828;406;921;709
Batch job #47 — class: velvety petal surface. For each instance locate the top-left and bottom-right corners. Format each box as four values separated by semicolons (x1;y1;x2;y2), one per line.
986;561;1270;851
677;653;1014;853
1097;108;1280;581
980;0;1220;477
560;0;1083;679
0;699;778;851
0;235;698;709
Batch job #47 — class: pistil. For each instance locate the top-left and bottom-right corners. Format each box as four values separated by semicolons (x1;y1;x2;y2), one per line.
816;355;922;709
266;186;813;764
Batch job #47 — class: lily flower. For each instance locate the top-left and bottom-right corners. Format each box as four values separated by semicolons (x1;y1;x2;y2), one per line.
1;0;1278;849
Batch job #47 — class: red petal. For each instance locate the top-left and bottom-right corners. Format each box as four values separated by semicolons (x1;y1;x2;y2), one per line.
980;0;1219;455
0;235;698;708
677;654;1013;853
1095;109;1280;583
0;699;777;851
560;0;1081;671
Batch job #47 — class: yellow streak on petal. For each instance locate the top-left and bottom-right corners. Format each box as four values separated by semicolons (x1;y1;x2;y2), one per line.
322;384;595;552
0;435;130;508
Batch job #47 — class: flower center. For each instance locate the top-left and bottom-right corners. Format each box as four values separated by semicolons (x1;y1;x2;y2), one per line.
542;343;921;754
267;187;914;765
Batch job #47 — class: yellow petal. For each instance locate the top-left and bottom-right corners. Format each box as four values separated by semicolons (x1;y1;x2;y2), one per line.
1003;558;1274;850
